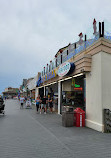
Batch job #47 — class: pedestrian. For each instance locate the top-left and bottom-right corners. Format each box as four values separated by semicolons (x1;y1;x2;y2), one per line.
49;97;53;113
38;95;41;109
35;97;40;113
0;95;4;105
40;96;47;114
25;96;27;102
0;95;5;114
20;96;25;109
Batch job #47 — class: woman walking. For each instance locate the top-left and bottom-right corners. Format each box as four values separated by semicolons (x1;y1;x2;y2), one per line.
36;97;40;113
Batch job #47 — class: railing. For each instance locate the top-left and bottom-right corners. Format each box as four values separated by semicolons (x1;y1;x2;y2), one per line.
41;20;109;78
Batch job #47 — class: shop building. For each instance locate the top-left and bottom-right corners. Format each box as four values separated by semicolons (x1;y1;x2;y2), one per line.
2;87;19;98
36;20;111;132
27;73;41;101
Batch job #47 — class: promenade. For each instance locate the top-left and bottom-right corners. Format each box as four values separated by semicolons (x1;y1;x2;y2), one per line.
0;99;111;158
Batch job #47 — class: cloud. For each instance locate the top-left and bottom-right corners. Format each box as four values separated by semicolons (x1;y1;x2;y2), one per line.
0;0;111;93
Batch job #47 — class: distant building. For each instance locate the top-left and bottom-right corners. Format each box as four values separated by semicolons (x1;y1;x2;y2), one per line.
2;87;19;98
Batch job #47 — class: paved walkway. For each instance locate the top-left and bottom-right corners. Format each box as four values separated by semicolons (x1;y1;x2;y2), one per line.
0;99;111;158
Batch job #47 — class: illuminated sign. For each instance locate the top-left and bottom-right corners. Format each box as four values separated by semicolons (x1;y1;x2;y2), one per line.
72;79;80;87
74;87;83;91
58;62;75;77
72;79;83;91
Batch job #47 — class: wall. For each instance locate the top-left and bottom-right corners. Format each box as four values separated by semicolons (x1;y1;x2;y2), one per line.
101;52;111;111
86;52;103;132
86;51;111;132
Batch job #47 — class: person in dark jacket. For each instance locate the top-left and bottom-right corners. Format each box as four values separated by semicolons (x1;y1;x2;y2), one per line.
0;95;4;104
0;95;5;111
49;97;53;113
40;96;48;114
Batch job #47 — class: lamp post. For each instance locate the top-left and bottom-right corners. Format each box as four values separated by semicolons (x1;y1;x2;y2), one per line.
50;60;52;71
60;50;63;64
44;67;45;75
55;55;57;67
47;64;48;73
27;87;28;97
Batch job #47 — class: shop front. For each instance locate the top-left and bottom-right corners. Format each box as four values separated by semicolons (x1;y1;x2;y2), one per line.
45;82;58;112
61;75;86;113
36;70;58;112
36;20;111;132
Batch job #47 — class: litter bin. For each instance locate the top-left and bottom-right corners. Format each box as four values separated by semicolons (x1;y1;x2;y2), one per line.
74;108;85;127
62;106;74;127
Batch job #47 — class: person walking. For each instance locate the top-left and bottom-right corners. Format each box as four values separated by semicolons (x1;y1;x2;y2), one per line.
40;96;47;114
36;97;40;113
20;96;25;109
0;95;5;114
49;97;53;113
0;95;4;105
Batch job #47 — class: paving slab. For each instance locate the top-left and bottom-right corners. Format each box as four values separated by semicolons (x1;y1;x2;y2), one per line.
0;99;111;158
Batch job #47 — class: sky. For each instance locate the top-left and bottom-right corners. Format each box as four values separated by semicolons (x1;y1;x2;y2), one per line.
0;0;111;94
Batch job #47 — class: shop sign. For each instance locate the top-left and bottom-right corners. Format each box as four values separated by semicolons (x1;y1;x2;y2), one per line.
36;76;42;87
41;69;57;82
72;79;83;91
58;62;75;77
47;69;56;80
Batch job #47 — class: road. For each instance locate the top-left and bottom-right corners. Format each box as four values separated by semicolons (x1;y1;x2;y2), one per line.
0;99;111;158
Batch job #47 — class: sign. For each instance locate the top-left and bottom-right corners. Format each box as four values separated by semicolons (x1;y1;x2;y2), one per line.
72;79;83;91
41;69;57;83
47;69;56;80
36;76;42;87
58;62;75;77
74;87;83;91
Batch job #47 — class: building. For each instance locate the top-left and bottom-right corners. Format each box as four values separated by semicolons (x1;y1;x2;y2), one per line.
36;20;111;132
2;87;19;98
27;74;41;100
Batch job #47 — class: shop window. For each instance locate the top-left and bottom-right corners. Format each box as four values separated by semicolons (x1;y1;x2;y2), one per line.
62;77;85;111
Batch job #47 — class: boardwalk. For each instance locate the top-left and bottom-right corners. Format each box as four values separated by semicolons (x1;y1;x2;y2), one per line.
0;99;111;158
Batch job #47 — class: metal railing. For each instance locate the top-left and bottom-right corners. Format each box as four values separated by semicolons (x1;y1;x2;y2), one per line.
41;20;109;78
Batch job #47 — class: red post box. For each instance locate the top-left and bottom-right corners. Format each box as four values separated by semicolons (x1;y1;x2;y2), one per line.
74;108;85;127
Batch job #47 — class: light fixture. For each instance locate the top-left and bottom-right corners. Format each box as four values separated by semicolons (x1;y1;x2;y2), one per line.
38;86;44;89
73;73;84;78
44;81;57;87
58;76;72;82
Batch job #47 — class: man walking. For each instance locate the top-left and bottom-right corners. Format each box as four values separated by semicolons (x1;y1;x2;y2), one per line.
40;96;47;114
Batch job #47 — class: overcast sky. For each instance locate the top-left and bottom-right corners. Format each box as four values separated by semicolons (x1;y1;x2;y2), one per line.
0;0;111;94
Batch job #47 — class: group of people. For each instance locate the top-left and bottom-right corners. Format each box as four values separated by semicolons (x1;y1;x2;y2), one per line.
19;95;32;109
19;95;53;114
36;95;53;114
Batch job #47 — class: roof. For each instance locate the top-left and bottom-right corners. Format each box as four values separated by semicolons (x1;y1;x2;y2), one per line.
2;91;18;94
55;44;69;57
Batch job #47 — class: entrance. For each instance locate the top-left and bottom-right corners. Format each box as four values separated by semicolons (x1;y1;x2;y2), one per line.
46;83;58;112
61;75;86;113
39;87;44;98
